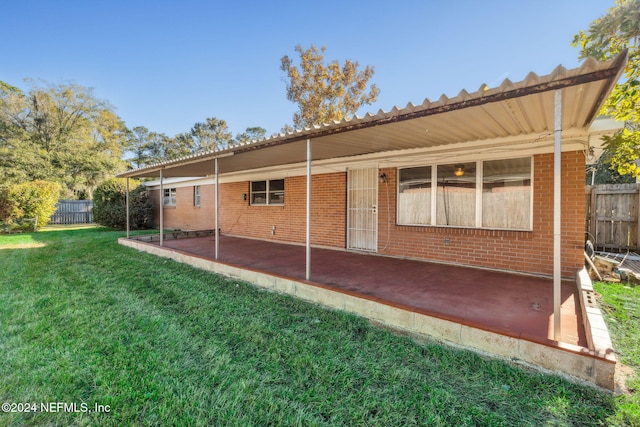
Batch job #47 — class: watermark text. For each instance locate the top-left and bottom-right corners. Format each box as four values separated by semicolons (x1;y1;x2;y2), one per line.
2;402;110;414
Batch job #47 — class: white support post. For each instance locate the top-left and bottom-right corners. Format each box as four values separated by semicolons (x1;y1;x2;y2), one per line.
475;161;483;228
553;89;562;341
306;138;312;281
159;169;164;247
125;177;130;239
215;157;219;260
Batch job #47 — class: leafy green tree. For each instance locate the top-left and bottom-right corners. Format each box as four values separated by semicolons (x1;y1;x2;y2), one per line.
235;126;266;144
125;129;183;168
190;117;233;153
280;44;379;129
94;109;129;156
123;121;265;169
144;132;173;164
127;126;152;169
0;82;41;184
0;80;129;197
587;151;636;184
573;0;640;176
163;132;194;161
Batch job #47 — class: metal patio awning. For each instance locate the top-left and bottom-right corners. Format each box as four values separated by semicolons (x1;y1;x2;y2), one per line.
117;51;627;179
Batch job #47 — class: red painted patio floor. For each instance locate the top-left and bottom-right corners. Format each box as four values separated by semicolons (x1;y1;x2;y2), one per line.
147;235;586;348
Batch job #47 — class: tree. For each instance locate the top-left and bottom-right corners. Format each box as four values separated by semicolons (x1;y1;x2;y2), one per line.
573;0;640;176
190;117;233;153
280;44;379;129
0;81;42;184
0;79;129;197
235;126;266;144
0;80;20;94
123;118;236;169
123;119;259;169
124;128;184;168
586;150;636;184
163;132;194;161
127;126;152;169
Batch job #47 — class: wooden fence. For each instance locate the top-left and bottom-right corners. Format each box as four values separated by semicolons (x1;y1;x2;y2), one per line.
49;200;94;225
586;184;640;252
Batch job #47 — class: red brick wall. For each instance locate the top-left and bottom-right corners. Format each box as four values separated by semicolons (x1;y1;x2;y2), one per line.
149;185;216;230
151;173;346;248
149;151;585;277
377;151;585;277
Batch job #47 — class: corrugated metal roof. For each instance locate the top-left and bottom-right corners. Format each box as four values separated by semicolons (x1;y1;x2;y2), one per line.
118;51;627;179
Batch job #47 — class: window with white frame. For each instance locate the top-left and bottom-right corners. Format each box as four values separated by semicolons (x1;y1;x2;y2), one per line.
251;179;284;205
194;185;201;207
482;158;531;229
437;162;476;227
397;157;532;230
398;166;432;225
163;188;176;207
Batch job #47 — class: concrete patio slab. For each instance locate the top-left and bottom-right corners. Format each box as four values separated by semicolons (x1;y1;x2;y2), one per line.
119;234;616;389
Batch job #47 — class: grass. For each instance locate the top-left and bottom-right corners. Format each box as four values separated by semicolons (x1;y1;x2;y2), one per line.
594;280;640;426
0;227;630;426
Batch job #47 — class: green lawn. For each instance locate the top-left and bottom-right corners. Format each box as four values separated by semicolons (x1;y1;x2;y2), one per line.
0;227;632;426
594;280;640;426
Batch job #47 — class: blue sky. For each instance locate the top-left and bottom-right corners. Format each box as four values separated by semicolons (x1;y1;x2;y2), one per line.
1;1;612;139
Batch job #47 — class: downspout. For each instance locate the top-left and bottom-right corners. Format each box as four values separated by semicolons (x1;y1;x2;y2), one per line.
125;177;130;239
215;157;219;260
306;138;312;281
159;169;164;247
553;89;562;341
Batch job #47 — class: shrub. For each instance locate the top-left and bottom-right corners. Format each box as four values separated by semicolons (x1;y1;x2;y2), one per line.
0;187;16;222
4;181;61;229
93;178;153;229
0;218;37;234
93;178;126;228
130;186;154;230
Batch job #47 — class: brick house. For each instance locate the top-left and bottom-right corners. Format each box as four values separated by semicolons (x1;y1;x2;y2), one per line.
126;53;626;280
118;53;628;388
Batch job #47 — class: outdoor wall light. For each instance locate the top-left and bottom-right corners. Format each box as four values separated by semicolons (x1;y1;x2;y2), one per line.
453;165;465;177
379;173;388;183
